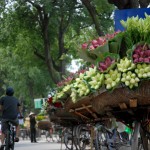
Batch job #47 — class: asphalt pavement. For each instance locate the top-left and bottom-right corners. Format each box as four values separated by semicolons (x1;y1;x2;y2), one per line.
15;138;66;150
15;139;132;150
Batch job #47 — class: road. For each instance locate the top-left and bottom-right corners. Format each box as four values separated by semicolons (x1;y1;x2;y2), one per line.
15;139;66;150
15;139;133;150
15;136;150;150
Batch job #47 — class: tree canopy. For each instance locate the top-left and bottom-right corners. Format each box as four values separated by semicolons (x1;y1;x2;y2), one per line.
0;0;116;112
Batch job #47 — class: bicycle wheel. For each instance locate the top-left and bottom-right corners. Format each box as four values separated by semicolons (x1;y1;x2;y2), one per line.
64;128;75;150
95;128;108;150
76;125;90;150
45;131;54;142
73;125;80;150
9;131;14;150
5;130;10;150
52;133;61;142
138;126;149;150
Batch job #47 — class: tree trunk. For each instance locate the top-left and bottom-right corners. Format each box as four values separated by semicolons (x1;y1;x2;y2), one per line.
27;0;61;83
108;0;129;9
81;0;104;36
42;13;61;83
129;0;139;8
26;77;34;109
0;78;5;95
58;17;66;75
139;0;150;8
108;0;150;9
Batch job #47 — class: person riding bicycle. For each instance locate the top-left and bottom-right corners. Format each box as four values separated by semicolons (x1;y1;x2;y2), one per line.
0;87;22;150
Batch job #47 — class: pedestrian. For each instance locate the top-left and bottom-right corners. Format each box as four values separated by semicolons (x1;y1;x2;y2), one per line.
29;112;37;143
0;87;23;150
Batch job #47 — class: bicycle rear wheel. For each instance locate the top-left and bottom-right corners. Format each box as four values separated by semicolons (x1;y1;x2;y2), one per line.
5;130;15;150
5;130;10;150
10;131;15;150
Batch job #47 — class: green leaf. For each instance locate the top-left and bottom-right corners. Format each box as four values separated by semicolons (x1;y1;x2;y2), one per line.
89;42;109;57
78;49;96;64
108;32;124;54
95;52;120;63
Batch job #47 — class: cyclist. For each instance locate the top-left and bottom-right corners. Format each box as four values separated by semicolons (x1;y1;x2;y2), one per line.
0;87;22;150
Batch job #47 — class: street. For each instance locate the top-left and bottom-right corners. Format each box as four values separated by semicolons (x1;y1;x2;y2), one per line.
14;138;133;150
15;139;66;150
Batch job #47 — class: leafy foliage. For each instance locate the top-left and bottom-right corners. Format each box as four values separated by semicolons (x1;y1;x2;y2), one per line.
0;0;115;112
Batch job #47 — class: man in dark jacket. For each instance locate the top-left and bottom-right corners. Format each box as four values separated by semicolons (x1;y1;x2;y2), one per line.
0;87;22;150
29;112;37;143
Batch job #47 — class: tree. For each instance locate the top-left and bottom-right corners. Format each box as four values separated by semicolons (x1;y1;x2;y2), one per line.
0;0;115;111
81;0;114;35
0;0;114;82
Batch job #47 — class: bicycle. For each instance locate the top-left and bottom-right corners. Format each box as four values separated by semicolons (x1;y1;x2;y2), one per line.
64;124;93;150
3;121;15;150
2;115;23;150
64;128;73;150
94;123;131;150
45;127;62;143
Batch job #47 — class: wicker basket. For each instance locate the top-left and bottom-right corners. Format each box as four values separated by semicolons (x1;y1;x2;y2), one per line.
64;80;150;116
48;108;81;127
64;97;92;111
92;80;150;114
64;87;106;111
37;121;52;130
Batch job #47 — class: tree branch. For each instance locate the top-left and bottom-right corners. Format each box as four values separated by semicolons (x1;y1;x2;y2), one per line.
33;48;45;61
81;0;104;36
52;58;61;71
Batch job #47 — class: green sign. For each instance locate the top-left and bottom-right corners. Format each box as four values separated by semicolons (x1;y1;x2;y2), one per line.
34;99;43;109
34;98;47;109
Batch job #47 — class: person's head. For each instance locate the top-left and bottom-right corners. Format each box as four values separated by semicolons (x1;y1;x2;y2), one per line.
29;112;35;118
6;87;14;96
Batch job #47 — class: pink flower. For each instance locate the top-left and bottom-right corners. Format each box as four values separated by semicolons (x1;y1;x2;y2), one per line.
90;64;95;68
92;40;98;45
82;43;88;50
89;45;95;50
97;37;105;45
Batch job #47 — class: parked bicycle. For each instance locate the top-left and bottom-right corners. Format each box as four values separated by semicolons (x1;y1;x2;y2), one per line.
64;127;74;150
45;125;63;143
94;123;129;150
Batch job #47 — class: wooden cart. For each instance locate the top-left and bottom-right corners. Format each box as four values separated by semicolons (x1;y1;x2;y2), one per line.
62;80;150;150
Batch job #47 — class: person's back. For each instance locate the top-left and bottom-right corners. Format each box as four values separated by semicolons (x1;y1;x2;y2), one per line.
1;95;19;120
